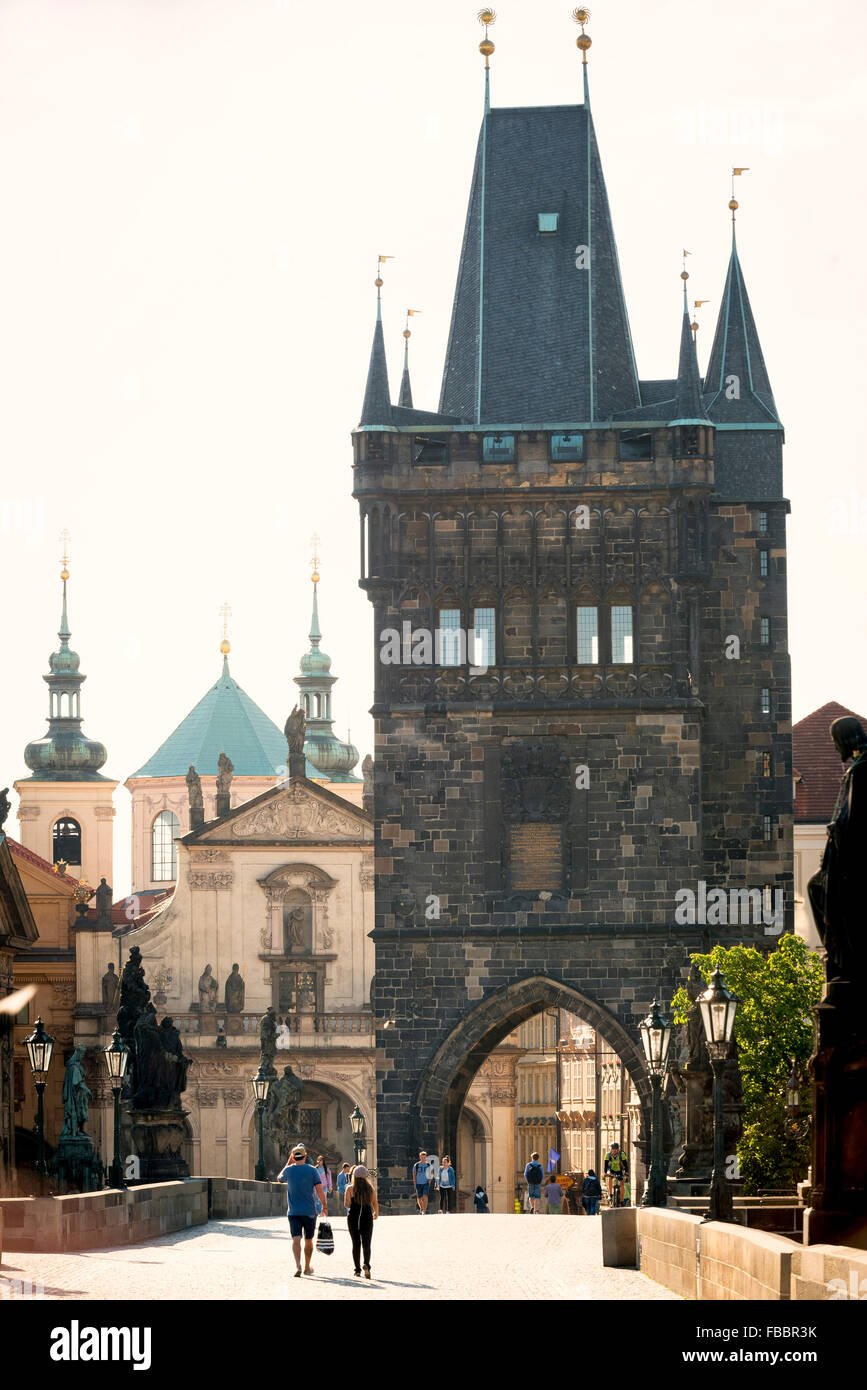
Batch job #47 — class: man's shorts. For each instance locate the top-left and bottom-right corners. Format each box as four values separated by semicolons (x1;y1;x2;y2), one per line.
416;1183;430;1198
528;1183;542;1199
288;1213;316;1239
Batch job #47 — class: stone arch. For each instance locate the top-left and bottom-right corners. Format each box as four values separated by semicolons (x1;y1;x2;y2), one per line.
411;975;650;1159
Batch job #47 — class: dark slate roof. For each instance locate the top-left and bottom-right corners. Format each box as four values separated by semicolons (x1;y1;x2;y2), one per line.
390;405;464;427
398;357;413;409
703;231;780;425
671;293;710;424
360;316;392;426
438;104;641;425
793;701;867;823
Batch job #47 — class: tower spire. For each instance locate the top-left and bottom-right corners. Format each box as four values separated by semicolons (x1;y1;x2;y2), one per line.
478;10;495;115
399;309;420;409
670;255;709;425
293;559;359;780
360;256;394;425
573;7;592;106
219;601;232;674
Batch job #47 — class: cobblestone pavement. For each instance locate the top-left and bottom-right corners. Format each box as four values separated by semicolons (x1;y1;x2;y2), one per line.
2;1213;679;1301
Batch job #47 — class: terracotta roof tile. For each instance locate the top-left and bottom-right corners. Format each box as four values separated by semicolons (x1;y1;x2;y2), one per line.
7;838;79;888
792;701;867;823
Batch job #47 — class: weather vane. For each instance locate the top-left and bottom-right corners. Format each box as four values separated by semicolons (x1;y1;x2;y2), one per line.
730;167;749;221
59;527;71;579
572;8;592;64
219;601;232;656
311;533;320;584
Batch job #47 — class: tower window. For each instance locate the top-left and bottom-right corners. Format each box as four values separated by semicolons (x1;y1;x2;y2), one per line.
762;752;772;778
436;608;463;666
551;432;584;463
763;815;773;842
152;810;180;882
472;607;496;667
482;434;516;464
537;212;559;234
761;688;771;716
412;435;448;466
53;818;82;866
576;607;599;664
760;617;770;645
760;550;769;578
758;510;769;534
611;606;634;665
618;430;653;462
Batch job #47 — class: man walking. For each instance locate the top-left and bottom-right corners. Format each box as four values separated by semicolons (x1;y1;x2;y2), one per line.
412;1149;432;1214
523;1151;545;1214
544;1174;564;1214
276;1143;328;1277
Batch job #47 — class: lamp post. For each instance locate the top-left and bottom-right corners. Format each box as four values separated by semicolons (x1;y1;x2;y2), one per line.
251;1067;272;1182
639;999;672;1207
697;968;740;1223
24;1016;55;1179
349;1103;366;1166
103;1029;130;1188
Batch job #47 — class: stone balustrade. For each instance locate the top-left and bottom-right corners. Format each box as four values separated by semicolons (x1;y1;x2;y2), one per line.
166;1011;374;1046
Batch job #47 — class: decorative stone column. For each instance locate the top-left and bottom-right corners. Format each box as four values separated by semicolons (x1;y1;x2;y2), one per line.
489;1056;518;1214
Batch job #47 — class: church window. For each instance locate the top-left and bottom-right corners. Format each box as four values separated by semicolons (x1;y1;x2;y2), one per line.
53;817;81;866
437;608;462;666
472;606;496;667
152;811;179;881
576;607;599;663
537;212;559;234
551;432;583;462
482;434;516;464
611;605;634;664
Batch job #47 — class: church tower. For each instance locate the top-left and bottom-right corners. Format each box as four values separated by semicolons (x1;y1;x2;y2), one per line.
293;550;360;781
14;549;117;890
353;15;792;1208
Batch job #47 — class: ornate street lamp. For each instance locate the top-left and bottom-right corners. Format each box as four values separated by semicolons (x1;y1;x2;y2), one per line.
24;1016;55;1178
697;968;740;1222
103;1029;130;1188
251;1066;272;1182
349;1103;366;1166
639;999;672;1208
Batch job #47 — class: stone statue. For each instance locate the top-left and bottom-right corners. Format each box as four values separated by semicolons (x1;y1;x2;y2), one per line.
276;1020;292;1049
216;751;234;795
362;755;374;813
117;945;150;1063
225;964;245;1014
264;1064;305;1165
259;1006;278;1078
297;978;316;1009
284;906;305;953
101;961;120;1011
0;788;11;830
808;715;867;982
198;964;218;1011
95;877;113;927
132;1004;190;1111
158;1017;190;1097
186;765;203;810
60;1047;91;1138
284;706;306;756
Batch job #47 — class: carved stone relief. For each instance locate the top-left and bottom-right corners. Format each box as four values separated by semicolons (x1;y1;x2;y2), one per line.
188;871;234;890
232;784;363;840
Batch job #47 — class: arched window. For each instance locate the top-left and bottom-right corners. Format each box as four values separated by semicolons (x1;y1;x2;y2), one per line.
152;810;180;882
53;818;82;865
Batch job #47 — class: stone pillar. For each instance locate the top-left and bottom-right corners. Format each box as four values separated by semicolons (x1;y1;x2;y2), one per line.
490;1058;518;1214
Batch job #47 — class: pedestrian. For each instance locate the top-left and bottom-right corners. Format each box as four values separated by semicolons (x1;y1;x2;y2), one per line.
276;1142;328;1277
544;1174;564;1214
564;1171;584;1215
473;1185;489;1213
437;1154;457;1213
345;1164;378;1279
412;1149;432;1214
523;1151;545;1214
582;1168;602;1215
315;1154;333;1195
336;1161;352;1204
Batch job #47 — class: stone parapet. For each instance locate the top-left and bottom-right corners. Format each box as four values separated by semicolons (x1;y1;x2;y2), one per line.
205;1177;286;1220
0;1180;208;1253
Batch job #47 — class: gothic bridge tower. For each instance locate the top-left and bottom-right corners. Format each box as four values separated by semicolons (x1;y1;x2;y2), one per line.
352;18;792;1207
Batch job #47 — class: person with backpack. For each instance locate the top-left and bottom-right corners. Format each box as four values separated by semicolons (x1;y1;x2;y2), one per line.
473;1185;489;1213
344;1164;378;1279
582;1168;603;1215
524;1152;545;1214
436;1154;456;1213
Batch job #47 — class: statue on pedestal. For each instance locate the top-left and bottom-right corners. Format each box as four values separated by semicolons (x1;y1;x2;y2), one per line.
95;878;113;928
225;964;245;1014
198;964;218;1012
808;715;867;983
259;1006;278;1078
264;1064;305;1170
60;1047;91;1138
101;961;120;1012
186;765;204;829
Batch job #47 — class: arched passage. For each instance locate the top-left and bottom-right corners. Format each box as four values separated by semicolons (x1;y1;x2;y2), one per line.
412;975;651;1170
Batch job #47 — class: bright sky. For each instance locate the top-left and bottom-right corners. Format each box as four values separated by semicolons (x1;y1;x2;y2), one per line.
2;0;865;898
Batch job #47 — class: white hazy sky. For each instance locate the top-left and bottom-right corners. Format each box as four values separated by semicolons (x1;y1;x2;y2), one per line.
2;0;866;899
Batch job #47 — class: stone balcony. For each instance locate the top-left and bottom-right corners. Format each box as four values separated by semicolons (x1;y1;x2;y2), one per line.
172;1010;374;1049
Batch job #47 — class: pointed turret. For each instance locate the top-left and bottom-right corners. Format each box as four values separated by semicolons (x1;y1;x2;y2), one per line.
703;226;780;425
359;263;392;426
670;273;710;425
398;311;417;409
293;556;359;780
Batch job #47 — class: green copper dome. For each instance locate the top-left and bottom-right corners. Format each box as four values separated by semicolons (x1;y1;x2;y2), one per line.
22;571;110;782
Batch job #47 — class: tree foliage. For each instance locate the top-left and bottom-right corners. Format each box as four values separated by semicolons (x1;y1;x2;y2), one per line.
671;935;823;1194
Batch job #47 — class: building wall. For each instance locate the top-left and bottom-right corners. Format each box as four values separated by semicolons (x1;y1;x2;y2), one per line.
14;781;117;891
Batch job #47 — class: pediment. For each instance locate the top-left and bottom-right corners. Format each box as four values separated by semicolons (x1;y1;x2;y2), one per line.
196;780;372;844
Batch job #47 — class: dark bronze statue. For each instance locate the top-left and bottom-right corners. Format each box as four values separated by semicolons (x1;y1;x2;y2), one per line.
284;706;306;756
259;1005;278;1078
0;787;10;831
264;1064;305;1164
101;961;120;1011
808;715;867;982
224;964;245;1014
60;1047;91;1138
95;877;113;927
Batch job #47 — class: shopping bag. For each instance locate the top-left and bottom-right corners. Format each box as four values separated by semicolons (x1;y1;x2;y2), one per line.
316;1220;334;1256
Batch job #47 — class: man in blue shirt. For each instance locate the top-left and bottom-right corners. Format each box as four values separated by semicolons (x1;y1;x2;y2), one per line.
412;1150;432;1214
336;1162;352;1204
277;1143;328;1277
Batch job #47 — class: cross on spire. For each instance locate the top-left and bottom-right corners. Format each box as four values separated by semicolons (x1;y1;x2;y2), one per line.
219;601;232;657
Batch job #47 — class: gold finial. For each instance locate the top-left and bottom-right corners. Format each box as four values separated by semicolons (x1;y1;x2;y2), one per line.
311;532;320;585
376;253;393;290
692;299;709;343
59;527;71;581
681;248;692;282
219;601;232;656
404;308;421;341
730;167;749;220
478;9;496;65
572;7;592;63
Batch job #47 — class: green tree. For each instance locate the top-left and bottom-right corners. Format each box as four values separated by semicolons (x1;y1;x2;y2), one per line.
671;935;823;1194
